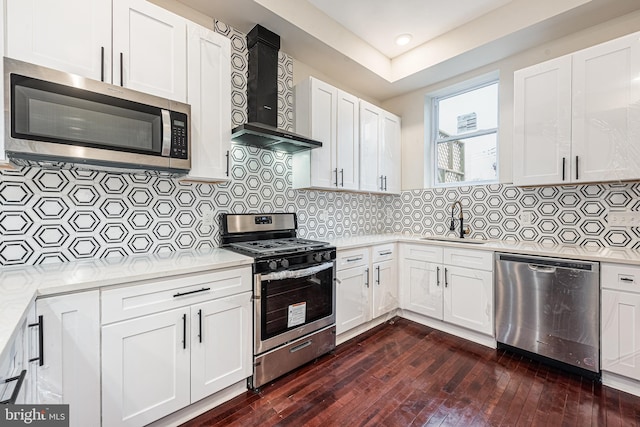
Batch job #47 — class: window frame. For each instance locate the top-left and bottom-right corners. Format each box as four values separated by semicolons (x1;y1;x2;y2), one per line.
430;79;500;188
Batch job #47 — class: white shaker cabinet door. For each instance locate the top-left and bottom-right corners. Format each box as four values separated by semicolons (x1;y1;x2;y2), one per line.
6;0;112;82
372;259;397;318
112;0;187;102
402;259;443;320
336;266;370;335
443;266;493;336
380;111;401;194
185;22;232;182
190;292;252;402
572;33;640;183
102;308;191;427
513;55;572;186
359;101;382;192
309;79;338;189
36;291;100;427
602;289;640;380
336;90;360;191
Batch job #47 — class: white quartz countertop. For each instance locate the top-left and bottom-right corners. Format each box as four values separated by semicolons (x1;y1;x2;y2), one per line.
0;248;253;363
327;233;640;265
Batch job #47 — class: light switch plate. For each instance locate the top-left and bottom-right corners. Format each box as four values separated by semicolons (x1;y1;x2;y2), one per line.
608;211;640;227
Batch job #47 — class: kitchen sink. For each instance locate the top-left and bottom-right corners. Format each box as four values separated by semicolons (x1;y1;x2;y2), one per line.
421;236;489;244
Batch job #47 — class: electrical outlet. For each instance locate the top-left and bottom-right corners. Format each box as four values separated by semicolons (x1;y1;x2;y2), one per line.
202;210;214;226
608;211;640;227
519;212;532;226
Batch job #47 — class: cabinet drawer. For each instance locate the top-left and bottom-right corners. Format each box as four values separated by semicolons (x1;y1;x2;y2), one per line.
102;267;252;324
372;243;395;263
444;248;493;271
401;244;443;263
602;263;640;293
336;248;369;270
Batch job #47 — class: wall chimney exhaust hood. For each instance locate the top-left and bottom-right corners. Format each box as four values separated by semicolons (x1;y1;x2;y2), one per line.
231;25;322;153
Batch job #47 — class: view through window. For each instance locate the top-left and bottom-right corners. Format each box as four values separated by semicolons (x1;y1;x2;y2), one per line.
433;81;498;186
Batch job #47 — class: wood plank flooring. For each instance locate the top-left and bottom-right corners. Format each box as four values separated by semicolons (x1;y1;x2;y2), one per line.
181;318;640;426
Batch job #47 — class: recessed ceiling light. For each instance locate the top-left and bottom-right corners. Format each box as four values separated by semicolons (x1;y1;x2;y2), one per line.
395;34;412;46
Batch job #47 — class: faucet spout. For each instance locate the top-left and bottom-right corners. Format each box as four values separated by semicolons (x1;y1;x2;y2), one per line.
450;201;469;239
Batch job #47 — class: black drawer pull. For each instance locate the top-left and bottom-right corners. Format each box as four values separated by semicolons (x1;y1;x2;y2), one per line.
173;287;211;298
0;370;27;404
28;315;43;366
346;257;363;263
620;277;634;282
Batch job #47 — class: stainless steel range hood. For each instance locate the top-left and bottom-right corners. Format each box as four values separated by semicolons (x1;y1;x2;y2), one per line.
231;25;322;153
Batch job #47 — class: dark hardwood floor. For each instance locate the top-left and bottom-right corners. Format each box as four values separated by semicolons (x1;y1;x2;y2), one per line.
182;318;640;426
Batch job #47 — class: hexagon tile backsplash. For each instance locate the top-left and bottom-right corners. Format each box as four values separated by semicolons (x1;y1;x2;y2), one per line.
1;18;639;266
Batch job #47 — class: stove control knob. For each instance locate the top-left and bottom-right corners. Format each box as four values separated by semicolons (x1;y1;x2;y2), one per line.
323;251;331;261
268;260;278;271
313;253;323;263
280;258;290;268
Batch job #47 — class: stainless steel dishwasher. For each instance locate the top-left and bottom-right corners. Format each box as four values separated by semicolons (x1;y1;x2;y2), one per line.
495;253;600;374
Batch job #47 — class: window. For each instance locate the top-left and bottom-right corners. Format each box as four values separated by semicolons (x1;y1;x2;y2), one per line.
432;80;498;186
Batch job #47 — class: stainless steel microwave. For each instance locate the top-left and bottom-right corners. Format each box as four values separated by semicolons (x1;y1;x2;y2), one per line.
4;57;190;172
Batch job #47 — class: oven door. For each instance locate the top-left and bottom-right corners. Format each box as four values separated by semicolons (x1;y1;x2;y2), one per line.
254;261;335;355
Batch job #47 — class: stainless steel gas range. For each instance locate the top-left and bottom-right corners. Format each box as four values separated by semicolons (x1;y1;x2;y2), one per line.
220;213;336;390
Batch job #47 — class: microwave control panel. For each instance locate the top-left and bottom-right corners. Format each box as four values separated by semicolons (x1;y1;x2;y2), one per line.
170;112;188;159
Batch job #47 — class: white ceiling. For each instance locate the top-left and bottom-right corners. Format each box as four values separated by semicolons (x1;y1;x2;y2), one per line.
176;0;640;101
307;0;513;58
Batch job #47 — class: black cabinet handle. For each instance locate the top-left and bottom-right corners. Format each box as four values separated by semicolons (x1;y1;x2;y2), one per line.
562;157;566;181
334;169;338;187
364;267;369;288
340;169;344;187
376;265;381;285
0;370;27;404
444;268;448;288
173;287;211;298
621;277;634;282
120;52;124;86
384;176;388;191
182;313;187;349
197;309;203;343
380;175;384;191
225;151;230;176
28;315;43;366
436;266;440;287
575;156;579;180
100;47;105;82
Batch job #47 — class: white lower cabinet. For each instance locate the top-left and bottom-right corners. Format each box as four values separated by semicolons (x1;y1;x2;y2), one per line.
602;263;640;381
336;244;397;336
336;248;370;335
101;267;252;427
400;244;494;336
35;291;101;427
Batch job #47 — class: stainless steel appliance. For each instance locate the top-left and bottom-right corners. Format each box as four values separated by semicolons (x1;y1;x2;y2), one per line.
4;57;190;172
495;253;600;374
220;213;336;389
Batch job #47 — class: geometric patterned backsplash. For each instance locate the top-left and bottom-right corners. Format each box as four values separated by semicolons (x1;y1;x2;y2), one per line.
386;183;640;250
0;20;639;266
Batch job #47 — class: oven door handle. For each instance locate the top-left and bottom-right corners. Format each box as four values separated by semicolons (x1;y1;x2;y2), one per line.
259;262;334;282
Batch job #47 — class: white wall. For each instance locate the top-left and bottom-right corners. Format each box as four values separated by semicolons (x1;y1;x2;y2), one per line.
383;9;640;190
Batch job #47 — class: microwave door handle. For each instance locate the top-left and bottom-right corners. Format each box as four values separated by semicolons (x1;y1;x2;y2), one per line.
161;109;171;157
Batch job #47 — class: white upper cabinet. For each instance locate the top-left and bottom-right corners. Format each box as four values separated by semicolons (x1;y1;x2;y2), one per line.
6;0;112;82
572;33;640;183
183;22;232;182
359;100;383;192
7;0;187;102
112;0;187;102
0;2;5;165
293;77;360;191
514;31;640;186
359;100;401;194
513;56;572;186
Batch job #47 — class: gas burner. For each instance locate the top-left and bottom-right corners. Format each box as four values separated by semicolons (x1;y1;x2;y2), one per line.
229;238;329;255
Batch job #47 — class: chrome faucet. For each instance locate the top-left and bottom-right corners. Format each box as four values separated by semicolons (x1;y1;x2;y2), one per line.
450;201;470;238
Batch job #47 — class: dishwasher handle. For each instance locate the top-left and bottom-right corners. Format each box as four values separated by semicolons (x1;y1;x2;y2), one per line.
528;264;556;273
497;253;597;272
